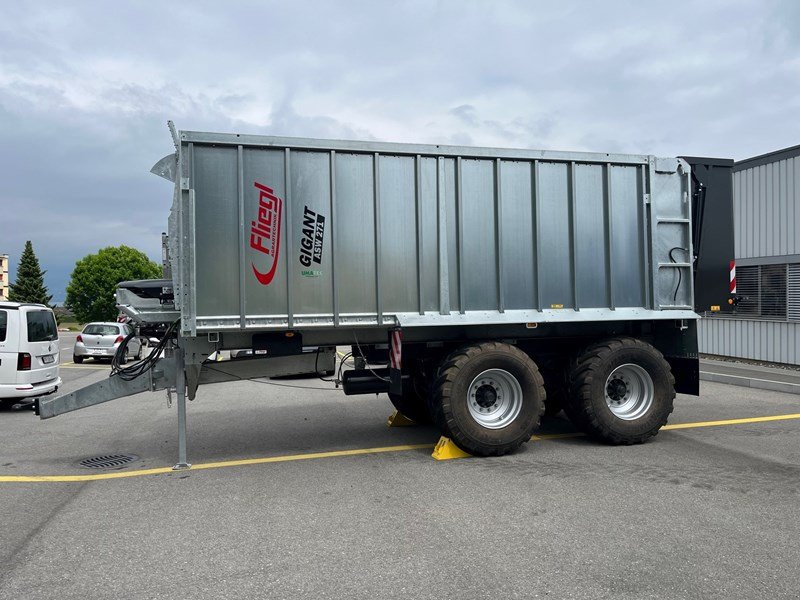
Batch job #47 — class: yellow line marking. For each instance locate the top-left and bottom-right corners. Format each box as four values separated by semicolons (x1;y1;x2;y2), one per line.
661;413;800;430
3;413;800;484
0;444;435;483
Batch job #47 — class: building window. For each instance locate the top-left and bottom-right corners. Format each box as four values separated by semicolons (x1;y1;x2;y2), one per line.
735;265;760;317
735;263;800;321
760;264;787;319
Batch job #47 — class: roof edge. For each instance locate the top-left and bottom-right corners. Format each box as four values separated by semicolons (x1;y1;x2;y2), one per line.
733;143;800;172
680;156;734;168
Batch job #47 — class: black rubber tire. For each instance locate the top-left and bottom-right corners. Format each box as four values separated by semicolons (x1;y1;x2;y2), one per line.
430;342;545;457
388;390;431;424
540;368;567;418
389;367;432;424
566;337;675;445
543;387;566;417
73;355;84;364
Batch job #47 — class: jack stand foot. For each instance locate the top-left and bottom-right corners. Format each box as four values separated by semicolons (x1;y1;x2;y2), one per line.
172;463;192;471
432;436;472;460
11;398;37;411
386;410;416;427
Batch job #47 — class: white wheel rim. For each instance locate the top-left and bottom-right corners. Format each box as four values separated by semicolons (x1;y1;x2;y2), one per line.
604;363;655;421
467;369;523;429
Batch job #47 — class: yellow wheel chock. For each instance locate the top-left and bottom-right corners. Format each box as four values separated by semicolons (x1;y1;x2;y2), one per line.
386;410;417;427
431;436;472;460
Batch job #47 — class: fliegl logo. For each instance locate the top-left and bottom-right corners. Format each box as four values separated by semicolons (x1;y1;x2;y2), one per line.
250;182;283;285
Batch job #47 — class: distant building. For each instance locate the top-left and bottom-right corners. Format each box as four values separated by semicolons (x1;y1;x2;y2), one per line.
699;144;800;365
0;254;8;301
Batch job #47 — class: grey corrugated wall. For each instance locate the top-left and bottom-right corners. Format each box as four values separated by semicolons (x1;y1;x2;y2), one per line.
698;318;800;365
733;156;800;259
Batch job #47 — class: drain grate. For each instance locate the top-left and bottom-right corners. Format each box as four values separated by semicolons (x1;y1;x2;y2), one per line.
79;454;139;470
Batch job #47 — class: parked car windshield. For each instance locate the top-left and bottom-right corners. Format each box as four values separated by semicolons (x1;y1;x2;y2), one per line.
26;310;58;342
83;324;121;336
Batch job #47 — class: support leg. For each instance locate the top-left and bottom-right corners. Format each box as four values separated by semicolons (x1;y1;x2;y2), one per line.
173;348;191;470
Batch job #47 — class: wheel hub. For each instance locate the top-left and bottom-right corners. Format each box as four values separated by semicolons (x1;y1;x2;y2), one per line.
467;369;523;429
606;378;628;403
475;384;497;408
604;363;655;420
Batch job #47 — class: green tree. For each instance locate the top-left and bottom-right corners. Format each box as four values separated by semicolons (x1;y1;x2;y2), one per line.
66;246;162;323
8;241;53;306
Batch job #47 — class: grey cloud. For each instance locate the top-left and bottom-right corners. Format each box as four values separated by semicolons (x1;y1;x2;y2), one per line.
268;93;374;140
450;105;479;126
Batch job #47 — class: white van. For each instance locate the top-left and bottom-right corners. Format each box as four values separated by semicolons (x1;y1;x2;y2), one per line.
0;302;62;401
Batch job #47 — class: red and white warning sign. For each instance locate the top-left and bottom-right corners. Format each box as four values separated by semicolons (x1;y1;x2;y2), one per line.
390;329;402;371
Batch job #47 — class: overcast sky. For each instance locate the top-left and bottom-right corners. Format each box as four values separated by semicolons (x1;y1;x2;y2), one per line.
1;0;798;302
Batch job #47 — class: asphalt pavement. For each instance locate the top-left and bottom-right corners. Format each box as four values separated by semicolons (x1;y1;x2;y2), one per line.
1;336;799;599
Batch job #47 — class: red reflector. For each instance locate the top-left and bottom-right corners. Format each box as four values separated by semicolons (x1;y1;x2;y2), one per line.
114;335;124;344
76;334;83;343
18;353;31;371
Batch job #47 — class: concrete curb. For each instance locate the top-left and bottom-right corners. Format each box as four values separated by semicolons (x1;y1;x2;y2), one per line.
700;370;800;395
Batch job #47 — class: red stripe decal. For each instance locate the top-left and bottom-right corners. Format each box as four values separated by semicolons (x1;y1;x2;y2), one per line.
390;330;402;370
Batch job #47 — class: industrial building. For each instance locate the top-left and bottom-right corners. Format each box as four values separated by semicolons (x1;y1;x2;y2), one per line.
699;144;800;365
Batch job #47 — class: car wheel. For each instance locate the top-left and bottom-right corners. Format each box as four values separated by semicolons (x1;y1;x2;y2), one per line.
73;355;84;364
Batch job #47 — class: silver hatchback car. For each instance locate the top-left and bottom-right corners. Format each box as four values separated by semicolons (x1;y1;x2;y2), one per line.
73;322;143;364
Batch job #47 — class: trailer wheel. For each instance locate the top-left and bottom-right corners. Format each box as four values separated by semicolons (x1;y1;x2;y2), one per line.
389;391;431;424
543;387;566;417
540;369;567;417
431;342;545;456
566;337;675;444
388;370;432;424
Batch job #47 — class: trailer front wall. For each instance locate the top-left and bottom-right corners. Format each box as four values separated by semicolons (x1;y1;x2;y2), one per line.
170;133;695;334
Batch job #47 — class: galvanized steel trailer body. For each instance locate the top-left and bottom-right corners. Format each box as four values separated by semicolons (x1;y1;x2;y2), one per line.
164;129;697;337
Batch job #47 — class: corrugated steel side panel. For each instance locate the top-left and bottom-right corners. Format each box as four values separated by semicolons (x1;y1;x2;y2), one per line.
698;318;800;365
169;130;697;334
734;155;800;259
